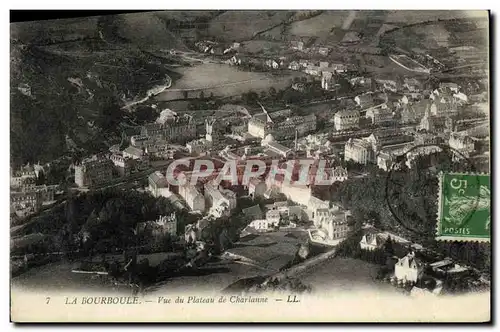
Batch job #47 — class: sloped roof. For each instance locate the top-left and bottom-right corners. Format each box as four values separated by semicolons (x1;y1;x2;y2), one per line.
242;204;263;220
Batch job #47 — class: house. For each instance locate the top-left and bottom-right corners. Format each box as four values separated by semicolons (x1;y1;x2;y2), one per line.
265;59;279;69
344;138;374;165
204;182;237;216
304;65;321;77
404;78;422;92
318;47;330;56
439;82;460;93
74;155;114;188
355;93;374;109
290;40;304;51
377;151;395;171
136;212;178;238
330;63;347;73
123;146;145;160
178;184;205;212
321;71;337;91
334;110;360;131
263;140;294;159
394;252;425;283
288;61;300;71
313;208;351;241
292;82;306;92
266;209;281;225
365;104;393;125
299;59;309;68
248;219;276;232
350;76;371;87
449;133;475;156
359;233;385;251
148;171;170;198
227;56;242;66
319;61;329;69
376;79;398;92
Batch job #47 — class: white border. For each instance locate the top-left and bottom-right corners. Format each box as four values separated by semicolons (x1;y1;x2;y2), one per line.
3;3;498;330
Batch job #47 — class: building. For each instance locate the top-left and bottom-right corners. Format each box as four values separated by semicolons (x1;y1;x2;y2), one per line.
74;155;114;188
334;110;360;131
318;47;330;56
365;129;414;153
394;252;425;283
248;110;316;140
377;151;395;171
263;139;294;159
430;98;459;117
34;185;57;204
355;93;374;109
344;138;375;165
204;182;237;216
290;40;304;51
439;82;460;93
123;146;146;160
136;212;178;238
178;184;205;212
148;171;171;198
449;133;475;156
10;192;41;212
321;71;337;91
404;78;423;92
304;65;321;77
313;208;351;241
400;99;431;125
288;61;300;71
10;163;42;189
265;59;279;69
266;209;281;225
248;219;276;232
141;113;196;143
365;104;393;125
359;233;385;251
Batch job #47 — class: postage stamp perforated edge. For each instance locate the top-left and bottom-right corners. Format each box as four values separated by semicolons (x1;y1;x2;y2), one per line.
435;172;491;243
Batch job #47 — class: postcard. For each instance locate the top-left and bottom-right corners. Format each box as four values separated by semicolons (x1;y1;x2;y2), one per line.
10;9;490;323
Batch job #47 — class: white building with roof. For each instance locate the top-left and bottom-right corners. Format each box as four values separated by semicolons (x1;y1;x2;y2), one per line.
178;184;205;213
344;138;375;165
148;171;171;198
334;110;360;131
394;252;425;283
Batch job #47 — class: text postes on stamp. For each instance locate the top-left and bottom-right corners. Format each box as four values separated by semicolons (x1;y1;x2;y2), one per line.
436;173;490;242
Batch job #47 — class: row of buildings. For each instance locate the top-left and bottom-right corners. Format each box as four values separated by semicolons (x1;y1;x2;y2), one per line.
10;163;59;219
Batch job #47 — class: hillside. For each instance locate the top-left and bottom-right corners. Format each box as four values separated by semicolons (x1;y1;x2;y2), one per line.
10;10;489;165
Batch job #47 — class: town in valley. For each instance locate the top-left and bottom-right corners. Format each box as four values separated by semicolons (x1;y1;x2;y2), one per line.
10;10;490;302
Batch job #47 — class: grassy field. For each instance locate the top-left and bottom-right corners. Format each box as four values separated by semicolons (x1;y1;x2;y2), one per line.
156;63;306;100
206;11;293;41
297;257;400;295
287;11;348;37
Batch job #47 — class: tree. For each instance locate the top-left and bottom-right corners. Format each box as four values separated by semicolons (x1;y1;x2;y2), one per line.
199;91;205;99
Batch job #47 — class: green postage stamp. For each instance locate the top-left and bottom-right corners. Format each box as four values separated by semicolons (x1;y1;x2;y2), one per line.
436;173;491;242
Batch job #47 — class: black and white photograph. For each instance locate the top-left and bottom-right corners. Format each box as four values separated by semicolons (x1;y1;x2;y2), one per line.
9;9;491;322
